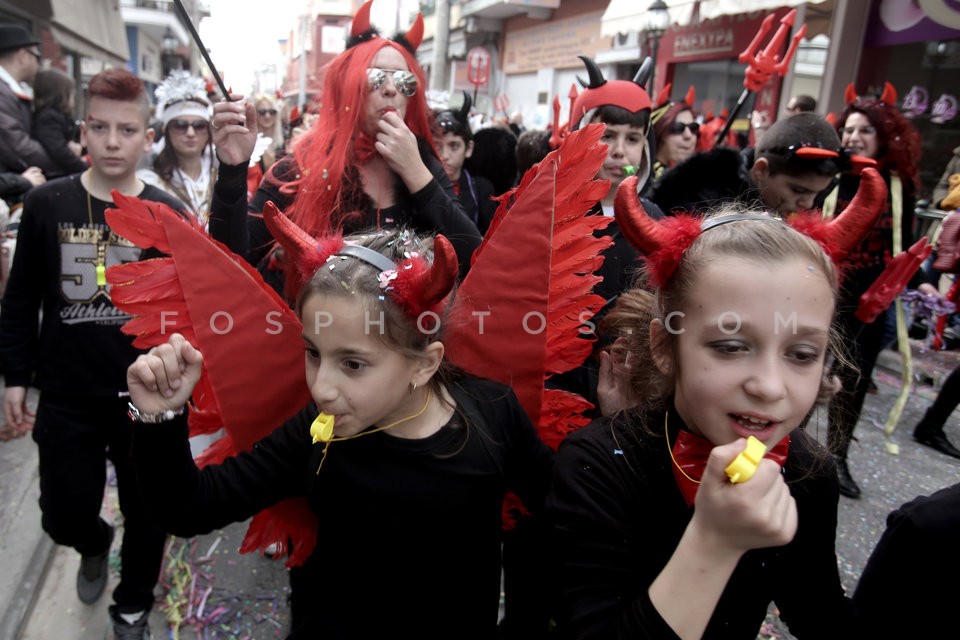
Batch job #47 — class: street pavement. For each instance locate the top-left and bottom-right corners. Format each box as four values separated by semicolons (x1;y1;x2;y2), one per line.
1;341;958;639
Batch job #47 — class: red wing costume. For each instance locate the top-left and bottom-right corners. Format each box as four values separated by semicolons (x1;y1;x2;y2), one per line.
105;123;613;565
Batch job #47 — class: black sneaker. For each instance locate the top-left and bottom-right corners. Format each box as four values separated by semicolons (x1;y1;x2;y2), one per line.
108;605;151;640
77;523;114;604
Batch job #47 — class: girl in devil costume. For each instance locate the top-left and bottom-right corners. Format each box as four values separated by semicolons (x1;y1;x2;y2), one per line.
123;226;554;640
545;168;889;639
210;0;480;290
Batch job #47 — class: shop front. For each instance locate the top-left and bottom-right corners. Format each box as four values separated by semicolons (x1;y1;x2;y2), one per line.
652;7;799;136
854;1;960;199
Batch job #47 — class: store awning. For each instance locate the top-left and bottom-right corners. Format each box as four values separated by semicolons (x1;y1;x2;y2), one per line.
601;0;827;37
50;0;128;64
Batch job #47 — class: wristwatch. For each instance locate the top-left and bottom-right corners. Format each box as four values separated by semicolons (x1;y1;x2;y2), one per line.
127;402;185;424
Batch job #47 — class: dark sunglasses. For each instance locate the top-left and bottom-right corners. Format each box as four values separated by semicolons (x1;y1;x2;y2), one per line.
257;108;278;116
168;119;208;133
668;121;700;135
366;68;418;97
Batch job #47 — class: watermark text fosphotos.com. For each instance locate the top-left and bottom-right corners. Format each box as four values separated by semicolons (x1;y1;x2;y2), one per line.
158;309;805;337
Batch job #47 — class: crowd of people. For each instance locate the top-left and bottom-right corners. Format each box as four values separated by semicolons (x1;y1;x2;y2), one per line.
0;3;958;639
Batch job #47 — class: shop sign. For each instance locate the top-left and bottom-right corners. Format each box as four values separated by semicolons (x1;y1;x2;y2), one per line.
674;28;735;58
503;11;605;75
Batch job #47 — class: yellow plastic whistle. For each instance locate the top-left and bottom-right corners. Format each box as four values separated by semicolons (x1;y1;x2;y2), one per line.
724;436;767;483
309;412;335;444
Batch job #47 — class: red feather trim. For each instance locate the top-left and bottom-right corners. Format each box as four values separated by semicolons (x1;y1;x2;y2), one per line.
240;498;318;568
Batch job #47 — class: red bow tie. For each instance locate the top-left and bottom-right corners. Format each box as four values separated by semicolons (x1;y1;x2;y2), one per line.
670;427;790;507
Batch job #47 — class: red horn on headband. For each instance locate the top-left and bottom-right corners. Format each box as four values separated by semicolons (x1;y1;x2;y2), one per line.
350;0;374;39
614;177;671;255
263;201;343;285
819;167;888;260
844;83;857;106
879;81;897;106
403;12;424;51
414;235;458;309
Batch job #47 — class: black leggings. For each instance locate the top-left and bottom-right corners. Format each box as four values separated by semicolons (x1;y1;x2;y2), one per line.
32;393;167;610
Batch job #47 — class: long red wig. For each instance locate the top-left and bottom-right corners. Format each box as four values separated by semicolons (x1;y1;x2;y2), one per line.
272;37;435;239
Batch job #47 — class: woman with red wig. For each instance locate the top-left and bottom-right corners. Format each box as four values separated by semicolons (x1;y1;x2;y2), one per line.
822;83;922;499
209;0;480;293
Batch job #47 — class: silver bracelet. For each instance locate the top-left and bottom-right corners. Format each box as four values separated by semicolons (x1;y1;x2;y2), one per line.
127;401;185;424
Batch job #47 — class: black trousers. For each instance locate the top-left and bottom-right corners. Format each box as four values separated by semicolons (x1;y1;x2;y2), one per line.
32;392;166;610
828;305;888;459
918;365;960;432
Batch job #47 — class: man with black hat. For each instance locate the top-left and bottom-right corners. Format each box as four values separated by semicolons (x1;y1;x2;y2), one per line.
0;24;56;176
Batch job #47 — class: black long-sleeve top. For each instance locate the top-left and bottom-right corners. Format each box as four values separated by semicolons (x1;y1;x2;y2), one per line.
546;408;853;640
0;174;248;395
133;377;555;640
213;138;482;281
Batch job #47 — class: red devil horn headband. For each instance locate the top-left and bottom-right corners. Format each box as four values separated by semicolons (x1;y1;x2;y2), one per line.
348;0;423;52
614;167;888;288
262;201;457;318
845;81;898;107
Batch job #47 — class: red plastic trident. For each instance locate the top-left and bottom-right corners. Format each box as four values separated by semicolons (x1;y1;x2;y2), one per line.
855;238;933;324
739;10;807;92
713;9;806;147
550;95;562;149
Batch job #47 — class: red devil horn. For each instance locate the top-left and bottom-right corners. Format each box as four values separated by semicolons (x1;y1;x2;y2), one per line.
263;201;316;263
880;81;897;106
404;12;424;51
613;177;673;255
656;83;672;108
412;235;458;309
351;0;374;39
684;85;696;107
822;167;888;257
844;83;858;105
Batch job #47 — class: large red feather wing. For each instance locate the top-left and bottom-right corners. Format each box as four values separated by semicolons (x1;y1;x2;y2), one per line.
105;192;317;567
446;123;612;443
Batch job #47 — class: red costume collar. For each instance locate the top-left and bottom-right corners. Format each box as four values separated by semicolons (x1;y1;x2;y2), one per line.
665;410;790;507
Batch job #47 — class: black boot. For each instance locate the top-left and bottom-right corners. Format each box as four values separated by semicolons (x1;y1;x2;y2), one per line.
914;420;960;460
835;456;862;499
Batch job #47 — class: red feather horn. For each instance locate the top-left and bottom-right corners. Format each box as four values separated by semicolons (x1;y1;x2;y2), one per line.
403;12;424;51
350;0;374;39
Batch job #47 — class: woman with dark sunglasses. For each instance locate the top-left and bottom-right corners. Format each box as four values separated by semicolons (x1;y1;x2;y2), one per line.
651;92;699;183
207;0;480;294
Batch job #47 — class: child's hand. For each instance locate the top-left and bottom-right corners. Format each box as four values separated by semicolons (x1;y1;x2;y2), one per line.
691;438;798;554
126;333;203;415
596;338;635;416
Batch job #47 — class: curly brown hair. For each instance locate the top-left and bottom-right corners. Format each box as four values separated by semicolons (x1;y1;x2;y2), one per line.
837;97;921;190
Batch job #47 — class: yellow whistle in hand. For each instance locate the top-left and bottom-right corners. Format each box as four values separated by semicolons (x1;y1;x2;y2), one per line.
309;412;335;444
725;436;767;483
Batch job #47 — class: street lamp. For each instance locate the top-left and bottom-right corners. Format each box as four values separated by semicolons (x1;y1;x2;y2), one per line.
643;0;670;93
162;27;178;55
